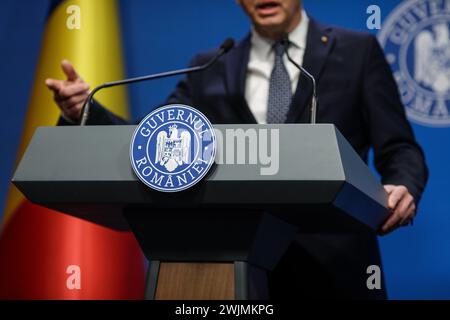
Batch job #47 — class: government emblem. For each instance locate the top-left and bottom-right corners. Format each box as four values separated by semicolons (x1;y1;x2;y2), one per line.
130;104;216;192
378;0;450;127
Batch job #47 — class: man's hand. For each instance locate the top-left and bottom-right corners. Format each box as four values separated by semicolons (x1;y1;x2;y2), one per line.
45;60;90;122
379;185;416;235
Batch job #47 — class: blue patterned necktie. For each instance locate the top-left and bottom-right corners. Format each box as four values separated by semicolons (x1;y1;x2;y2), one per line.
266;41;292;124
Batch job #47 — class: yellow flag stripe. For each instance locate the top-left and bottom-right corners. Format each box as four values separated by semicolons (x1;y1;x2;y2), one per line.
3;0;129;226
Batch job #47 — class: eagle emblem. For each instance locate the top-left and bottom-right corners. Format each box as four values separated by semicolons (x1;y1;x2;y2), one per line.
130;104;216;192
415;23;450;94
155;124;191;172
378;0;450;127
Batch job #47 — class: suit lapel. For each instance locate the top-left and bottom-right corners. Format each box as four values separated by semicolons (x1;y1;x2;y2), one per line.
286;19;335;123
224;34;257;123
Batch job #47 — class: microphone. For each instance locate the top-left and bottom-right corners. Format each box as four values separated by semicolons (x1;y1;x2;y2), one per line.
280;33;318;124
80;38;235;126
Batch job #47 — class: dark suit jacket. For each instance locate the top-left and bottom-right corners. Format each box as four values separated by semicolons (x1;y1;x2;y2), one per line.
68;18;428;298
81;19;427;203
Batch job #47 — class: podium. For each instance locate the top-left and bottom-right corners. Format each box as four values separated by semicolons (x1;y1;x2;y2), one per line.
12;124;389;299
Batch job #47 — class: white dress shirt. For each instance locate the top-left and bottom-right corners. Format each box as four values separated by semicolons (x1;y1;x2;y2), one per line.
245;10;309;124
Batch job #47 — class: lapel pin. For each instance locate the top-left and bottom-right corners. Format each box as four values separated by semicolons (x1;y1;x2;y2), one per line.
321;36;328;44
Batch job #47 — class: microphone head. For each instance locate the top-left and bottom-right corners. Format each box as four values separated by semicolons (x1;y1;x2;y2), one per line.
220;38;235;53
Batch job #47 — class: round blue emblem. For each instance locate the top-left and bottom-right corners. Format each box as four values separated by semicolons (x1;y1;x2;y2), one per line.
130;104;216;192
378;0;450;127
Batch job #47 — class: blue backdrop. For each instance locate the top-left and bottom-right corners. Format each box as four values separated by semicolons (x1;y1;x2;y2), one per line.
0;0;449;299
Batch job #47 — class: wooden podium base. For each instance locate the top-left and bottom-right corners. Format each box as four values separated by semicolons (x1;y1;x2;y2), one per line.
145;261;268;300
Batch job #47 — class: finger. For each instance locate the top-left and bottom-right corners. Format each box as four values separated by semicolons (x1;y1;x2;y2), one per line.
380;196;415;235
380;194;409;234
45;78;63;92
380;210;403;235
57;82;90;99
64;104;83;120
393;193;414;219
61;99;85;121
384;184;396;194
379;213;401;235
387;186;407;210
399;202;416;226
61;60;80;81
59;93;89;110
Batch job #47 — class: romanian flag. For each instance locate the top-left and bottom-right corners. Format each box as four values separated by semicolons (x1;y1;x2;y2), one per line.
0;0;145;299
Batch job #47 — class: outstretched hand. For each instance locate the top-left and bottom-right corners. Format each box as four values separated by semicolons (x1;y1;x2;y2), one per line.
45;60;90;122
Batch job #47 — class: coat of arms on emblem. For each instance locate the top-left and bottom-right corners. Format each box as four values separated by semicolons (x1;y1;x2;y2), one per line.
131;104;216;192
155;124;191;172
415;23;450;94
378;0;450;127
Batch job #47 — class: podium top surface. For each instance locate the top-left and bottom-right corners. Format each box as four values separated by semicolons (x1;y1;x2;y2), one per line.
12;124;388;231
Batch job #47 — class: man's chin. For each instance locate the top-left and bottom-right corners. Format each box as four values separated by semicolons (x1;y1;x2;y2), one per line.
255;20;285;36
255;17;283;32
255;15;284;27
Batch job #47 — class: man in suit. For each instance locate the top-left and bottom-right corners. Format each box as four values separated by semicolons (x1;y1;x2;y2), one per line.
46;0;428;299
